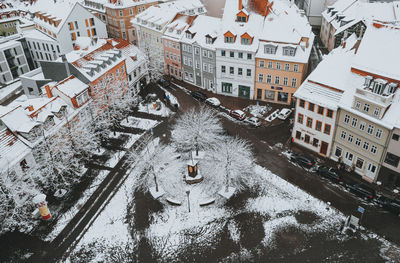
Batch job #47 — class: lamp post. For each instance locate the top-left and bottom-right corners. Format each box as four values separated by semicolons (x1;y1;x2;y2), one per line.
186;188;191;213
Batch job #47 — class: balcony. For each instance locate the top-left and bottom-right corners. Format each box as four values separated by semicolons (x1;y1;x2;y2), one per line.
355;85;394;107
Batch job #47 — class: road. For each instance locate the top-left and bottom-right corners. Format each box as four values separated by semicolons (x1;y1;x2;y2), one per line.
166;81;400;246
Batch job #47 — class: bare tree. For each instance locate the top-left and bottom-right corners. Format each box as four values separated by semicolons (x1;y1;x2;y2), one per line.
171;106;223;156
206;137;255;193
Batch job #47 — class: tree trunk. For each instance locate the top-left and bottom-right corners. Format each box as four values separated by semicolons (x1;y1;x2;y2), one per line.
154;173;159;192
225;172;229;192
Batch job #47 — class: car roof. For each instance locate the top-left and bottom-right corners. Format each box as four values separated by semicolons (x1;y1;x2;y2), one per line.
234;110;245;115
280;108;291;114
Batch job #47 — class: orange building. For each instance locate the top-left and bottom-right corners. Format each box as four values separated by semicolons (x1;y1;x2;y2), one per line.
254;53;308;104
104;0;158;45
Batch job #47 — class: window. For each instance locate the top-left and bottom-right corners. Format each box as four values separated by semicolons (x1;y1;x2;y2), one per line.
335;146;342;157
363;142;369;150
367;125;374;135
230;67;234;74
348;134;353;143
291;78;297;87
258;74;263;82
203;50;207;57
373;108;380;117
376;128;383;139
196;61;200;69
315;121;322;131
356;158;364;169
351;118;357;127
222;82;232;93
324;124;331;135
296;131;301;139
304;134;310;143
385;152;400;167
371;145;377;154
247;53;252;59
327;109;333;118
264;45;276;54
298;113;303;124
308;103;315;112
344;114;350;124
238;52;243;58
238;68;243;75
221;65;226;73
276;62;281;69
230;51;234;57
90;18;95;26
393;133;399;141
299;99;305;108
306;117;313;128
359;121;366;131
268;61;273;68
119;10;123;16
195;47;200;55
363;103;370;113
221;50;225;56
224;36;234;43
246;69;251;77
340;131;346;139
208;51;212;58
274;76;280;84
241;38;250;45
316;106;324;115
283;47;296;56
355;101;361;109
259;60;264;67
266;75;271;83
203;63;207;71
355;138;361;147
293;64;299;72
283;77;288;86
284;63;290;71
166;51;169;59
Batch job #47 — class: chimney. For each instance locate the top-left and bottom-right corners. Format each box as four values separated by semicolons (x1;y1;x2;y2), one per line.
44;85;53;98
358;25;365;40
27;105;34;112
341;30;348;48
239;0;243;10
61;54;71;77
354;25;365;54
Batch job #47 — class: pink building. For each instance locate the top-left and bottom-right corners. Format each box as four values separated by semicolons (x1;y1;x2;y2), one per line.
162;14;197;80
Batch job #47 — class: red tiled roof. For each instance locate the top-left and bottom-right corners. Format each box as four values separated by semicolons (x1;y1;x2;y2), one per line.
72;42;114;68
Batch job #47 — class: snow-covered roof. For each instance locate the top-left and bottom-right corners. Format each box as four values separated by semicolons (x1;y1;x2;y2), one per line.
61;39;125;82
0;128;31;172
163;13;197;41
352;23;400;81
109;38;147;74
322;0;400;34
180;15;222;50
53;75;89;98
29;0;83;34
132;0;205;33
22;28;55;42
214;0;313;59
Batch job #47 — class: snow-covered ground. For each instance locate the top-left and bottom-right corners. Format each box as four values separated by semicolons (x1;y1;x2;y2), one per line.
120;116;159;130
138;101;172;117
46;170;110;242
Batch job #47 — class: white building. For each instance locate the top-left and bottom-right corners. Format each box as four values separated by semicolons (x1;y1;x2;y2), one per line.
296;0;338;27
132;0;206;74
292;37;356;157
29;1;107;54
82;0;108;24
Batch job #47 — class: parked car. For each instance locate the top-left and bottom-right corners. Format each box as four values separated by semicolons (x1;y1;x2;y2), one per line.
290;153;315;169
205;97;221;107
375;195;400;216
277;108;292;120
191;91;207;101
229;110;246;121
158;77;170;88
345;183;376;201
244;117;261;127
317;166;342;183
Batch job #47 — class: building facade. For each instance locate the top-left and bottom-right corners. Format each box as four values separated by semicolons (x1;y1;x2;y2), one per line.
379;128;400;189
0;37;30;84
104;0;158;44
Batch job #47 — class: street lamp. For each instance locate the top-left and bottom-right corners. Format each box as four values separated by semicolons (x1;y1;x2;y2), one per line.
185;187;191;213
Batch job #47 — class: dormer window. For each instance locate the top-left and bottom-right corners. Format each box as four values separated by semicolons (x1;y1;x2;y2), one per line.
364;75;373;87
186;32;192;39
372;79;387;95
388;82;398;94
237;16;247;22
241;38;250;45
225;36;234;43
206;36;212;44
177;29;181;35
264;44;276;54
283;47;296;56
168;27;173;32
